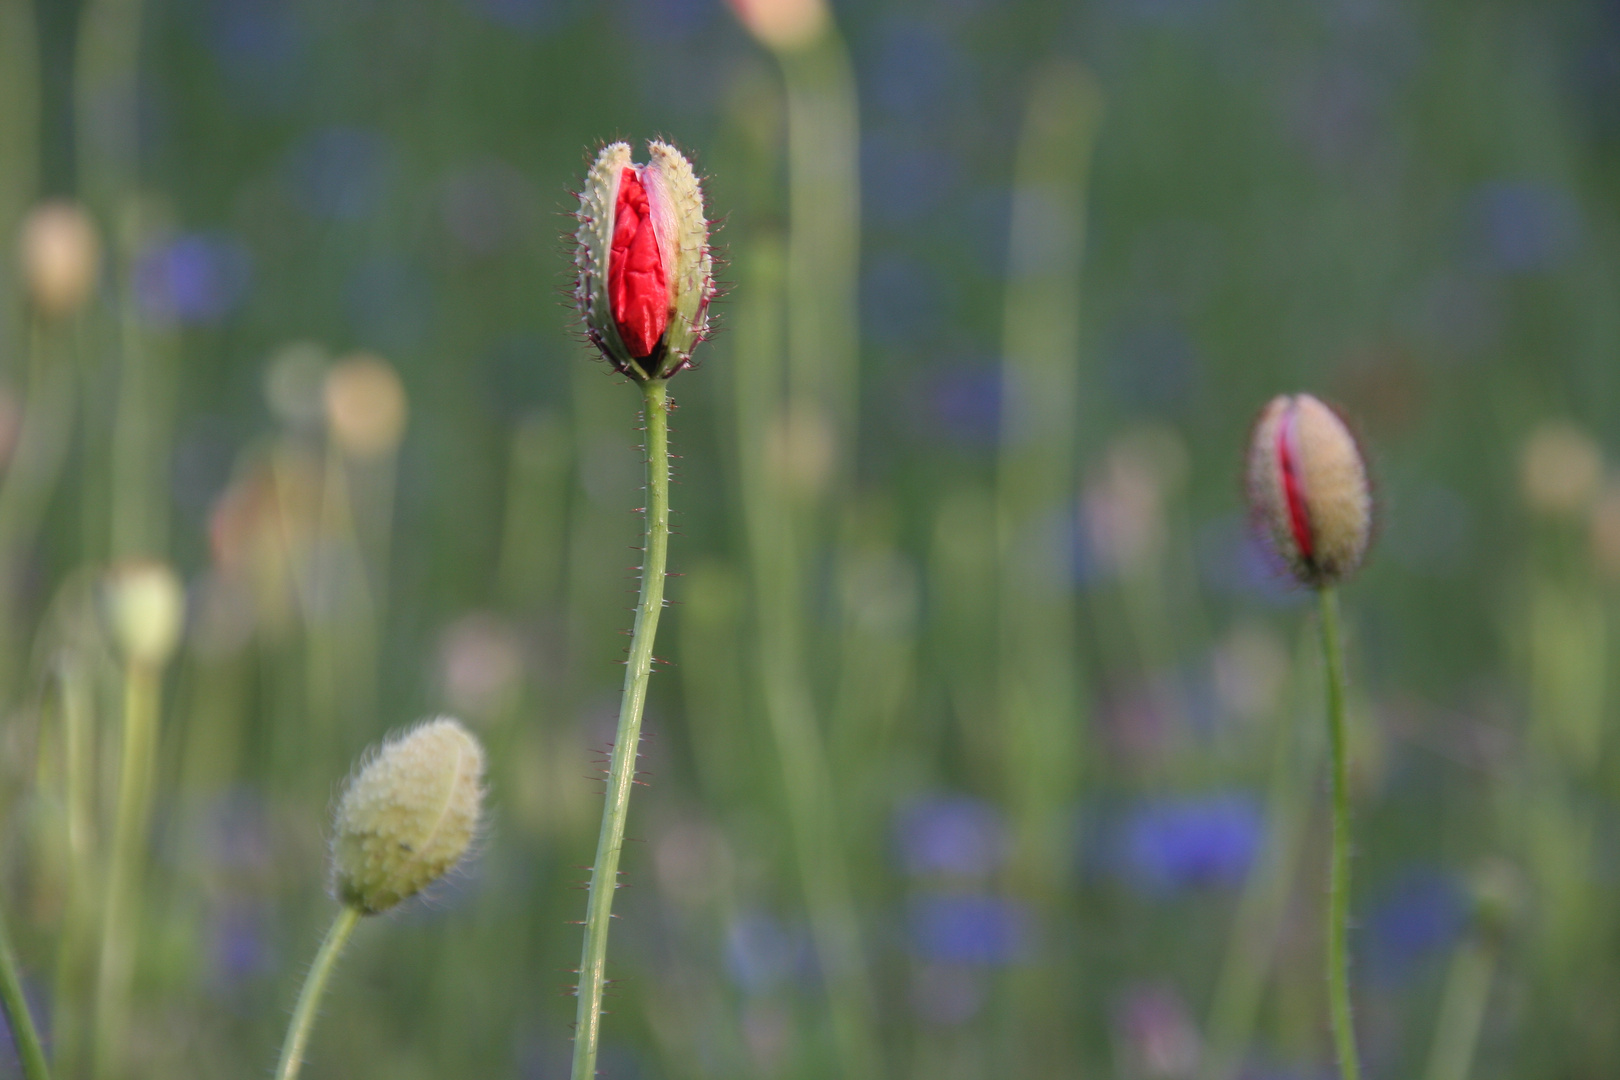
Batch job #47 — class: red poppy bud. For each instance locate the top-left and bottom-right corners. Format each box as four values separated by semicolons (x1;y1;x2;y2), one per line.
575;142;714;381
1246;393;1372;588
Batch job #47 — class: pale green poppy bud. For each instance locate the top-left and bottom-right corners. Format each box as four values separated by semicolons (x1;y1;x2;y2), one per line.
331;718;485;914
101;560;186;668
1246;393;1372;588
574;141;715;381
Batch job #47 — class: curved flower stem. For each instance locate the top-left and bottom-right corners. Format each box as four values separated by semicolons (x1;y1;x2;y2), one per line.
571;379;670;1080
0;899;51;1080
1318;587;1360;1080
274;905;362;1080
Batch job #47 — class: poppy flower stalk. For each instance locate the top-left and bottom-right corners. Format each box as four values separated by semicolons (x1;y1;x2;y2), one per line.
570;140;712;1080
1246;393;1373;1080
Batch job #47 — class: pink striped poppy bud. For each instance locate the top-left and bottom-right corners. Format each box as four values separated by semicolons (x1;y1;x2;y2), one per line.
574;141;714;381
1246;393;1372;588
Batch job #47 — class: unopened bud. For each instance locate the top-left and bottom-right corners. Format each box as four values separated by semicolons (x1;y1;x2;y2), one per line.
331;718;485;914
574;141;715;381
101;560;186;668
1469;857;1526;944
1520;421;1601;517
264;341;330;431
324;352;408;458
725;0;829;51
19;201;100;318
1591;482;1620;581
1246;393;1372;588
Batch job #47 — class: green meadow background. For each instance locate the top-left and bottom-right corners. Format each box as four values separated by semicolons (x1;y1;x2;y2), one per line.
0;0;1618;1077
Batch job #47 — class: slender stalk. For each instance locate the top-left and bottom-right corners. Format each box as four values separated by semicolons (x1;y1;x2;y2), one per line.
0;899;51;1080
778;30;859;493
1318;587;1360;1080
731;240;880;1080
0;0;40;299
92;661;161;1080
274;905;362;1080
75;0;145;213
1422;939;1495;1080
1204;630;1320;1080
570;378;671;1080
305;441;380;766
994;60;1101;1074
52;656;97;1079
0;319;76;567
108;202;172;561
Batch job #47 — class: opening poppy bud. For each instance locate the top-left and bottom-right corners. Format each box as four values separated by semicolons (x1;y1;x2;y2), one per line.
575;141;714;381
331;717;485;914
1246;393;1372;588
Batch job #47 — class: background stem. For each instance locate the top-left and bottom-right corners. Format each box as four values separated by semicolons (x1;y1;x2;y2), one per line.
1318;586;1361;1080
0;898;51;1080
92;660;161;1080
994;60;1102;1073
274;905;362;1080
570;378;670;1080
1422;938;1496;1080
1203;629;1320;1080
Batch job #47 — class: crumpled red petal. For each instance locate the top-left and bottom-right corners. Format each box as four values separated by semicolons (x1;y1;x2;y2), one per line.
608;167;670;359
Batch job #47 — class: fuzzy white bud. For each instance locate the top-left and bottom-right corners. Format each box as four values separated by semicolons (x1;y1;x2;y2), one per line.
331;718;485;914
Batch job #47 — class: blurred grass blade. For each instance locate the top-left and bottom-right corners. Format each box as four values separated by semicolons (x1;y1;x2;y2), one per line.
0;0;38;326
778;26;860;496
994;58;1102;1072
734;234;882;1080
1203;627;1322;1080
1422;937;1496;1080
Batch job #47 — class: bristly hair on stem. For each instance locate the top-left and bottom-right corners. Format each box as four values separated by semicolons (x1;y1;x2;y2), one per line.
565;136;719;1080
569;378;675;1080
1318;586;1361;1080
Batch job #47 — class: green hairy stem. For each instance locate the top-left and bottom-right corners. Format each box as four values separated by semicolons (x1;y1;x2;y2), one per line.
1318;587;1361;1080
274;905;362;1080
570;379;671;1080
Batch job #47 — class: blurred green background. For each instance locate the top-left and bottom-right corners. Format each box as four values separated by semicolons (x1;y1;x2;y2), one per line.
0;0;1618;1076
